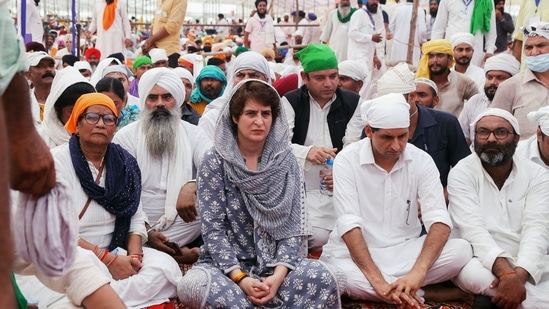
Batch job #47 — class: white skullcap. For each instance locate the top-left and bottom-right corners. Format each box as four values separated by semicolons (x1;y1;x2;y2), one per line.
522;21;549;41
232;51;271;81
73;61;92;72
527;106;549;135
138;68;185;110
149;48;168;63
294;29;304;37
338;60;369;82
102;64;131;78
173;67;195;86
415;78;439;95
483;53;520;76
377;62;416;96
450;32;477;49
361;93;410;129
470;108;520;138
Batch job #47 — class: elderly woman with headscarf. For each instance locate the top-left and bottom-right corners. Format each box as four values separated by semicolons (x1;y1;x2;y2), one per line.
53;92;182;308
38;66;96;148
198;51;271;140
177;79;343;308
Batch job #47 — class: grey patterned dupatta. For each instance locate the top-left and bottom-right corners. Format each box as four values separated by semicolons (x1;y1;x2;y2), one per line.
214;79;310;240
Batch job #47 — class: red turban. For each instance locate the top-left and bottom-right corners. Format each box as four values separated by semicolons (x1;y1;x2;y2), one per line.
85;48;101;60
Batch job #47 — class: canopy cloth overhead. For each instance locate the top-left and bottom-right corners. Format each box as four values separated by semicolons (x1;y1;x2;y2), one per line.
10;0;335;23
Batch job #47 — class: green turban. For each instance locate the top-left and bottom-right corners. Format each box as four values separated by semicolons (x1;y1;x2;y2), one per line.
297;44;338;73
132;56;152;70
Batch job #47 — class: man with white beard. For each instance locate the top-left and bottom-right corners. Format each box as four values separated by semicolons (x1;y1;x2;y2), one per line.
320;0;358;62
114;68;211;264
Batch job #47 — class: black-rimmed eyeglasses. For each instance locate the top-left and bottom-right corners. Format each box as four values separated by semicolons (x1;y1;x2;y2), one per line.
79;112;118;126
475;128;514;140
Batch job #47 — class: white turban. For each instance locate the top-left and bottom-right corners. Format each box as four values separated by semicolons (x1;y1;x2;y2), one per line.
522;21;549;41
149;48;168;63
138;67;185;110
232;51;271;81
470;108;520;139
339;60;369;82
102;64;132;78
173;67;195;86
377;62;416;96
361;93;410;129
415;78;439;95
527;106;549;135
450;32;477;49
73;61;92;72
483;53;520;76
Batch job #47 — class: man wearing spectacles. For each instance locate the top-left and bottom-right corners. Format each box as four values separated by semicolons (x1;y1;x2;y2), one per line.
492;21;549;139
448;108;549;308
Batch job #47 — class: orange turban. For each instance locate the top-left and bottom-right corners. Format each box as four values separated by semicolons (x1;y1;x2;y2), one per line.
65;93;117;134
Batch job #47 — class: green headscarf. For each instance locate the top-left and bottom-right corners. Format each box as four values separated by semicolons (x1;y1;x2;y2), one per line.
297;44;338;73
132;56;152;70
189;65;227;104
470;0;493;35
337;7;358;23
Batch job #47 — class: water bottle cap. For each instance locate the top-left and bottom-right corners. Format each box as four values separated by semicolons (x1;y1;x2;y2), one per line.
326;157;334;166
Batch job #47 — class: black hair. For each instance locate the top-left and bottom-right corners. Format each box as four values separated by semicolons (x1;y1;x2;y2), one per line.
62;55;79;66
96;77;126;102
207;57;225;66
255;0;267;8
218;13;224;19
54;82;96;122
107;52;125;63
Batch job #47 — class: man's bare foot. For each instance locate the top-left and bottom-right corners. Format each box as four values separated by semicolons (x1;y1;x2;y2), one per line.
173;246;199;264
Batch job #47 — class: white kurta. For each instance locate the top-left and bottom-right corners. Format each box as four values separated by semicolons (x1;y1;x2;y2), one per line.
348;8;385;76
52;143;182;309
281;95;337;248
113;120;212;246
431;0;497;67
448;154;549;306
88;0;132;60
20;0;43;43
320;9;352;62
516;136;549;171
463;64;485;91
320;138;469;300
458;92;490;140
389;3;426;67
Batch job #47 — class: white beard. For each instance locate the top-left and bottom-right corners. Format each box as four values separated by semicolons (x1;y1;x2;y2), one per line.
141;106;181;158
338;7;351;18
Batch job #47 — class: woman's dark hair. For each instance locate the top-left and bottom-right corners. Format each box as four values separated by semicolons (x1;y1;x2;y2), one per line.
229;81;280;133
96;77;126;102
54;82;95;122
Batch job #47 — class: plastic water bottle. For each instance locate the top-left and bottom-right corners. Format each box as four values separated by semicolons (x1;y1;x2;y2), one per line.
319;157;334;196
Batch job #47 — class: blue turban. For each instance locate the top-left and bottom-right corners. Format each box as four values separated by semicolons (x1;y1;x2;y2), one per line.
189;65;227;104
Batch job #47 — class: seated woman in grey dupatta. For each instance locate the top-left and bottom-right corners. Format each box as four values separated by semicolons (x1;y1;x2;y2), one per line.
177;79;344;308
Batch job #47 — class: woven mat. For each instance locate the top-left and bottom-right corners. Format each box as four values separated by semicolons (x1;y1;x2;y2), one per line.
170;264;471;309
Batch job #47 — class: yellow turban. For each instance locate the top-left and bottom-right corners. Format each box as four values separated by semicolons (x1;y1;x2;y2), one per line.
64;93;117;134
203;36;213;45
416;39;455;79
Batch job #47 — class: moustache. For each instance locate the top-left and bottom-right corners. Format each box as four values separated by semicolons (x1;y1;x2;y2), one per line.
42;72;55;79
151;106;172;117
